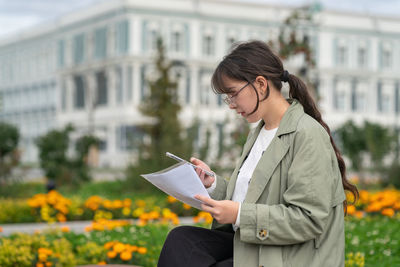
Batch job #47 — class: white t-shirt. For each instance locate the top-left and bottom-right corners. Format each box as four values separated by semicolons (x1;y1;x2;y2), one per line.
207;126;278;231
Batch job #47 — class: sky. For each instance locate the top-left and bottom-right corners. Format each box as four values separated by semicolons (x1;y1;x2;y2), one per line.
0;0;399;39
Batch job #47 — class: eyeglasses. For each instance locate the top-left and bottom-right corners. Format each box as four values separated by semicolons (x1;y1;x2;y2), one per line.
223;81;250;105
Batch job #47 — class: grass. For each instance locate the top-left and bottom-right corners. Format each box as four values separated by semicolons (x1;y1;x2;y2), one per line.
345;216;400;266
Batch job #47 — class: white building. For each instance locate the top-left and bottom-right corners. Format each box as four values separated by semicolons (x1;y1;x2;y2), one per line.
0;0;399;167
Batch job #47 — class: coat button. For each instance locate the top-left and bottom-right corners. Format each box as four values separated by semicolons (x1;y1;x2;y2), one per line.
258;229;267;237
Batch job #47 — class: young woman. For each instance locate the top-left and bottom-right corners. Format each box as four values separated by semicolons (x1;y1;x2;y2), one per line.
158;40;358;267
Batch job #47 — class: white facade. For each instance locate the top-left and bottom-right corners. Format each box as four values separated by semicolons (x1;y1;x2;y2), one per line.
0;0;400;167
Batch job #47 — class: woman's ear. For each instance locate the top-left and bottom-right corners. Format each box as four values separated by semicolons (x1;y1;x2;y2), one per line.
255;76;268;95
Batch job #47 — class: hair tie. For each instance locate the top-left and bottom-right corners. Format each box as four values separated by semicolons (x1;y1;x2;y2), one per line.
281;70;290;83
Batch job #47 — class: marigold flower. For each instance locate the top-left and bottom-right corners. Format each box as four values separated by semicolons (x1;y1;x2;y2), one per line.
381;208;395;217
0;226;3;232
183;203;191;210
135;199;146;207
61;226;70;232
104;241;115;249
97;261;107;265
120;251;132;261
36;263;44;267
113;242;125;253
45;262;52;267
137;247;147;254
347;205;356;215
107;250;117;258
167;195;177;203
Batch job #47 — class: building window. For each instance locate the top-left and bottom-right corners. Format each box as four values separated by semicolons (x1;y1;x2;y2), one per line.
61;81;67;111
116;125;144;151
199;73;214;106
226;36;236;51
96;71;108;106
58;40;65;67
116;20;129;54
333;79;347;111
73;33;85;64
381;48;392;69
74;75;85;109
116;67;123;104
149;29;159;51
357;47;367;68
171;30;183;53
337;46;347;66
127;65;133;101
203;34;215;56
94;27;107;59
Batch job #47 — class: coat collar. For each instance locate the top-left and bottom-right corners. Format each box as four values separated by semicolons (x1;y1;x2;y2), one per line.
226;99;305;202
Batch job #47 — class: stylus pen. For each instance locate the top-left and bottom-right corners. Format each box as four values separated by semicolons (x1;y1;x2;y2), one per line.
166;152;215;177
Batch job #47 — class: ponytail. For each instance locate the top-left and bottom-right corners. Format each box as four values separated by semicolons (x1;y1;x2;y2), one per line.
287;73;359;213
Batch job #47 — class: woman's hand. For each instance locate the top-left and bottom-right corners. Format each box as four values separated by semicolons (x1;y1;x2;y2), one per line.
194;195;239;224
190;157;215;188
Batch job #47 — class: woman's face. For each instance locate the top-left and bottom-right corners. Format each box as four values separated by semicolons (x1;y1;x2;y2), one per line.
222;76;263;123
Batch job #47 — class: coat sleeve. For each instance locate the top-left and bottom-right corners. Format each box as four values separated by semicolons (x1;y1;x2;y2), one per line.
239;126;338;245
209;175;229;200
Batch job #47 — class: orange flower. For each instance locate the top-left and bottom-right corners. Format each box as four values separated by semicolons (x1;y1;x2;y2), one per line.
0;226;3;232
135;199;146;207
113;242;125;253
60;226;70;232
167;196;177;203
45;262;52;267
56;213;66;222
347;205;356;215
137;247;147;254
381;208;395;217
354;211;364;219
36;263;44;267
97;261;107;265
183;203;191;210
104;241;115;249
107;250;117;259
120;251;132;261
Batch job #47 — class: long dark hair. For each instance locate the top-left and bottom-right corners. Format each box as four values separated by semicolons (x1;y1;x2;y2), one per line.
211;40;358;212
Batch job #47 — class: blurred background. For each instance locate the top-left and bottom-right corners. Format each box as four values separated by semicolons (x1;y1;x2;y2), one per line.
0;1;400;266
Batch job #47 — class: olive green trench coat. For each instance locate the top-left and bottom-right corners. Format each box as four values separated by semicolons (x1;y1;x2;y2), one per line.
210;99;346;267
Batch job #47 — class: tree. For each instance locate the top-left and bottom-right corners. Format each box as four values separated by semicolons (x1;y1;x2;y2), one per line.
126;38;194;191
36;124;97;188
0;122;20;184
273;5;319;102
335;120;367;173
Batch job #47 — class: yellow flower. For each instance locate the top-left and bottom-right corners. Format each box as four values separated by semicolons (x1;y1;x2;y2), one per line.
38;253;47;262
135;199;146;207
107;250;117;259
120;251;132;261
122;207;131;216
137;247;147;254
113;242;125;253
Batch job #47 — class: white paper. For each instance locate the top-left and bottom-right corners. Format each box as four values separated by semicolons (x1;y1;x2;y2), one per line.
141;162;210;210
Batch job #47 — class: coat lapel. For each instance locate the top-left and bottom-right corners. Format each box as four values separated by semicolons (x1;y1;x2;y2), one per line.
227;99;304;203
244;136;289;203
226;121;264;200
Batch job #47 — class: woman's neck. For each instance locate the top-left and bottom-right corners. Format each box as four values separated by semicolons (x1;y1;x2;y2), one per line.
262;96;290;130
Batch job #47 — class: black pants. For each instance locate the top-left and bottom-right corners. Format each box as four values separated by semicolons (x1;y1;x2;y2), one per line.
158;225;234;267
